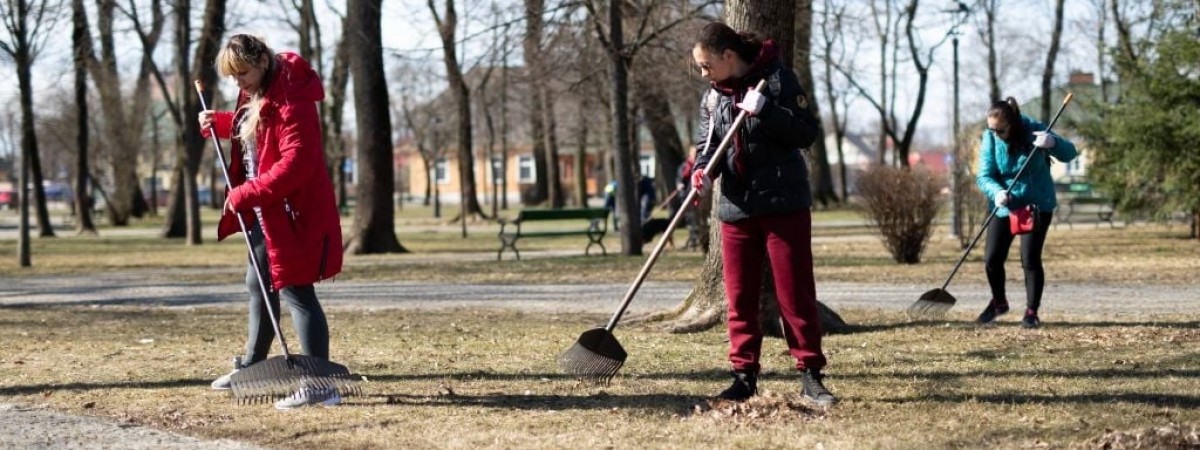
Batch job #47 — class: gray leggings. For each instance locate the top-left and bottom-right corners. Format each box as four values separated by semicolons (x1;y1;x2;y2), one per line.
243;220;330;365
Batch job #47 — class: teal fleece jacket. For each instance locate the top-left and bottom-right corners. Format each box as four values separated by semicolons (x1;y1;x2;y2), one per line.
976;115;1078;218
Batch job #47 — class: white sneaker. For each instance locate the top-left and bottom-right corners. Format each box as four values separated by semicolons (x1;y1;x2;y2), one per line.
211;357;243;390
275;387;342;410
210;369;238;390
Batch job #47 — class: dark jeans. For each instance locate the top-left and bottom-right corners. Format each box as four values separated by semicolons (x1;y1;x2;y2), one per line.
982;210;1055;312
721;209;826;374
243;220;330;365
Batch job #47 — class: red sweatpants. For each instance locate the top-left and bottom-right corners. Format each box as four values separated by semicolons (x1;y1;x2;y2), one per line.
721;209;826;374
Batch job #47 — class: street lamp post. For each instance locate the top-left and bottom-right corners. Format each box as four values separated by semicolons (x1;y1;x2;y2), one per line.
946;1;969;244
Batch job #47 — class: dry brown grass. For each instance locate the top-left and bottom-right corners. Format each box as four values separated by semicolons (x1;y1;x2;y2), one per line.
1;306;1199;449
2;212;1198;448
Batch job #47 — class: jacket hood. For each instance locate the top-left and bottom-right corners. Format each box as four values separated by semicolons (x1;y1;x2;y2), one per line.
262;52;325;104
712;39;780;94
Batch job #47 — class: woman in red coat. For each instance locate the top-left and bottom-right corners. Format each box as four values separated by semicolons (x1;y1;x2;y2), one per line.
198;34;344;409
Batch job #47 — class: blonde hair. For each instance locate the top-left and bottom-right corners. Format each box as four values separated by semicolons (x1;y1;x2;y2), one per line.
215;34;274;145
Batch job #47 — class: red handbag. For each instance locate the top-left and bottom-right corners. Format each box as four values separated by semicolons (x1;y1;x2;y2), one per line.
1009;205;1036;235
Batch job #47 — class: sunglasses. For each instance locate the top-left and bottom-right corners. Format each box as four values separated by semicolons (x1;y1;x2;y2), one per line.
988;126;1009;134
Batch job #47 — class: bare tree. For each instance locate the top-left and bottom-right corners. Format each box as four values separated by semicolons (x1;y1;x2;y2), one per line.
71;0;96;234
347;0;406;254
977;0;1000;102
818;0;853;202
429;0;487;223
159;0;226;244
796;0;837;208
1;0;62;242
1040;0;1066;122
522;0;551;205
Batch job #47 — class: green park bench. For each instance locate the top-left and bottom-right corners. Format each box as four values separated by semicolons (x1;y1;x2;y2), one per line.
496;208;610;260
1053;179;1115;229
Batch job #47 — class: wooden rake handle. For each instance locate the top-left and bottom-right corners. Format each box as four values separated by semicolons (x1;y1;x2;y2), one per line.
602;79;768;332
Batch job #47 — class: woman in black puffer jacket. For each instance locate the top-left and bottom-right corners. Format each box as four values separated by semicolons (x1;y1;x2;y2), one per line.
690;21;835;407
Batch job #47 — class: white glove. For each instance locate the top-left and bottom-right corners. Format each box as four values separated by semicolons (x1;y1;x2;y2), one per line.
1033;131;1056;149
994;190;1010;208
735;89;766;116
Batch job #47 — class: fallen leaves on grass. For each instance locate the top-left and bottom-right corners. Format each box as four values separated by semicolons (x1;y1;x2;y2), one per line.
687;390;824;423
1071;424;1200;449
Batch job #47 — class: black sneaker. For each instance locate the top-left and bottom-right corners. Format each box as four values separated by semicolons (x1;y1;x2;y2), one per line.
716;371;757;401
976;298;1010;324
1021;309;1041;329
800;369;837;407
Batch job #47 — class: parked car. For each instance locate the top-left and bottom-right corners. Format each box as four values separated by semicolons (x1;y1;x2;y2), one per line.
0;189;14;210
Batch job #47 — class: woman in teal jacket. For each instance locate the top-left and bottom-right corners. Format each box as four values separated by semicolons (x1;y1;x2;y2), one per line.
975;97;1077;328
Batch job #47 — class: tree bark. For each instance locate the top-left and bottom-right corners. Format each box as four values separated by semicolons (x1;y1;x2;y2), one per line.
523;0;549;205
72;0;97;235
347;0;405;254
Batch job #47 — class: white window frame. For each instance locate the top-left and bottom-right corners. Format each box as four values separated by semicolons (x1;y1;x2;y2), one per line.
434;158;449;184
638;154;655;179
517;154;536;183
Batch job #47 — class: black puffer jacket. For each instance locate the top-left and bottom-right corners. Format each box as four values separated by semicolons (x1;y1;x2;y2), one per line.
694;57;820;223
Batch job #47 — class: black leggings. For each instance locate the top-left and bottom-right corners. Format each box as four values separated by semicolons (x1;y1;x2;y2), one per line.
243;220;330;364
982;210;1055;312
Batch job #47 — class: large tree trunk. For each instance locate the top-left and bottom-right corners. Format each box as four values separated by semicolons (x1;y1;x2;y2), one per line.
72;0;96;235
347;0;405;254
523;0;548;205
604;0;643;256
649;0;844;336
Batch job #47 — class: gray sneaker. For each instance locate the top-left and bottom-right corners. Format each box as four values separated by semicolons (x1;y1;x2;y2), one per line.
210;357;242;390
275;387;342;410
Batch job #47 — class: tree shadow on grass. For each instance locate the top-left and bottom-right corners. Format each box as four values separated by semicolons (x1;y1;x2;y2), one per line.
364;391;704;414
0;378;209;396
878;392;1200;408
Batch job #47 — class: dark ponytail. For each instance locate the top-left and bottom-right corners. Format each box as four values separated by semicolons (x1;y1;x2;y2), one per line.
695;22;761;64
987;96;1029;152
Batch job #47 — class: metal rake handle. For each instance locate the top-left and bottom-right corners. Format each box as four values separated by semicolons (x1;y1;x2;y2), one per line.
193;80;293;359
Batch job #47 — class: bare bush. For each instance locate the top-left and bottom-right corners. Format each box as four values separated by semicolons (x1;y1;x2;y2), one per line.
856;165;945;264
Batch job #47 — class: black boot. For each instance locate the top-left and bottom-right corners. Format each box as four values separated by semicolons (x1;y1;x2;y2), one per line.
800;369;837;407
716;371;757;401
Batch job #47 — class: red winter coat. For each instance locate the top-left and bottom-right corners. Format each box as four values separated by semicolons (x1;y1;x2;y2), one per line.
203;52;343;290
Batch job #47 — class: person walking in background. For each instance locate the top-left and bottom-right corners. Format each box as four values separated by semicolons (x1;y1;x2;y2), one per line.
689;22;835;407
637;174;656;223
198;34;344;409
975;97;1078;328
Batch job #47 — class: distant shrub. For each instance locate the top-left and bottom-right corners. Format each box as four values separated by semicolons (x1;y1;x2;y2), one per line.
855;165;945;264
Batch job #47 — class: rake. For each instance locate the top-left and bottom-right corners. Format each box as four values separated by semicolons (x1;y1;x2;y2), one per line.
194;81;360;404
559;80;767;383
907;92;1074;319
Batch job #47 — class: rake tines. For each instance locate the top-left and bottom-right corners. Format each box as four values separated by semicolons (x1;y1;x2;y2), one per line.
229;355;362;404
558;328;627;384
906;288;956;320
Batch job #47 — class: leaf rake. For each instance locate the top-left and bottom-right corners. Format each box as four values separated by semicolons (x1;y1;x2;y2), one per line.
195;80;361;403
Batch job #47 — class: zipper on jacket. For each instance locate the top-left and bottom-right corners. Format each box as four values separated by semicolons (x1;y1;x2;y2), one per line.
284;198;298;233
317;234;329;279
